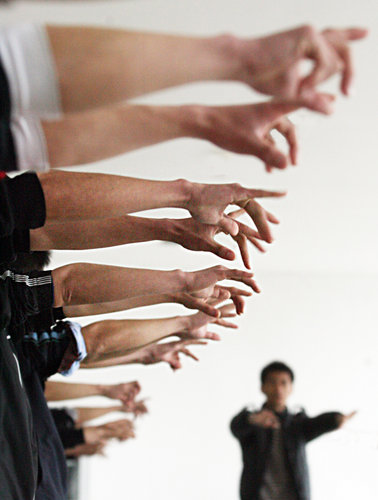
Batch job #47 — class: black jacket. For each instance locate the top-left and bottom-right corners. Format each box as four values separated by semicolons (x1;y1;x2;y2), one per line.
230;406;341;500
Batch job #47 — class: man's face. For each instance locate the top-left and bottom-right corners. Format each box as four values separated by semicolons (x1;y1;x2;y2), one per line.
261;371;293;407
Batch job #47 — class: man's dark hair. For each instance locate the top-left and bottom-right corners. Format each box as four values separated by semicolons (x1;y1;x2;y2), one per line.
7;251;51;272
260;361;295;384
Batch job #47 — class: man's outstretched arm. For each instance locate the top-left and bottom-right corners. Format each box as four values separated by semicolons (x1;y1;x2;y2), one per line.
299;411;356;442
38;170;283;238
82;302;237;366
82;339;207;371
30;213;270;269
46;25;367;111
42;98;327;170
44;380;140;404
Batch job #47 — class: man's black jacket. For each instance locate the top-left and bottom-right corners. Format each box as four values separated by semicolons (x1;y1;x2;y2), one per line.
230;407;341;500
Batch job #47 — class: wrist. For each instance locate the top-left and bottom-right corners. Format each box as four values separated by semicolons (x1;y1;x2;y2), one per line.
96;384;107;397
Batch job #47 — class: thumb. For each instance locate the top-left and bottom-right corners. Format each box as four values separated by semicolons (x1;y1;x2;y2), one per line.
217;215;239;237
254;141;288;170
298;89;336;114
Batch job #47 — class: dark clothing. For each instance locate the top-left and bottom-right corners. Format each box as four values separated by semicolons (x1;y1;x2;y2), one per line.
15;344;67;500
0;57;16;172
0;269;54;342
230;407;341;500
0;173;46;263
14;321;83;500
51;409;85;450
0;280;38;500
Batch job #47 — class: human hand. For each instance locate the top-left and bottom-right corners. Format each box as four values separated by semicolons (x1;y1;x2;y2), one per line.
197;99;320;169
248;409;281;429
101;419;135;441
170;209;275;269
172;282;255;317
184;266;259;311
123;399;148;417
177;302;238;341
101;381;141;405
142;339;207;370
186;181;285;238
337;411;357;428
234;25;368;99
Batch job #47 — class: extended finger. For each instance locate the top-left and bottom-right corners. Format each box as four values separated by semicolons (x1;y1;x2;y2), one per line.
243;199;273;243
230;294;245;315
217;303;238;317
274;117;298;165
181;339;208;347
233;232;251;269
180;348;200;361
184;295;220;318
203;331;221;341
217;215;239;237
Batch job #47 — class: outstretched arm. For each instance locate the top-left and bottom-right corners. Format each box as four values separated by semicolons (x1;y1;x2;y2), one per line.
300;411;356;442
51;262;256;311
46;25;367;111
38;170;282;239
30;212;270;270
42;98;323;169
45;380;140;404
75;406;127;425
82;339;207;371
82;302;236;365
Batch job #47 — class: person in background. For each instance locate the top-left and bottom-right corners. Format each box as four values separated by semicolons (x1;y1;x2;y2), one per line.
231;361;356;500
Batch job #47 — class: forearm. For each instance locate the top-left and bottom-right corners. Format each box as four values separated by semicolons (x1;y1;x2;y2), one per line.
81;348;151;369
52;263;186;308
38;170;191;222
45;381;104;401
63;293;175;318
42;104;200;167
30;215;173;251
47;25;237;111
82;315;189;363
75;406;123;425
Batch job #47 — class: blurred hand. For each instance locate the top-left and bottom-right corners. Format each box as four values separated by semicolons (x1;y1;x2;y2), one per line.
248;409;281;429
142;339;207;371
235;25;368;99
101;381;141;405
337;411;357;428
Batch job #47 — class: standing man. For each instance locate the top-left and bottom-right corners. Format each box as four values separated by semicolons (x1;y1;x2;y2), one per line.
230;361;355;500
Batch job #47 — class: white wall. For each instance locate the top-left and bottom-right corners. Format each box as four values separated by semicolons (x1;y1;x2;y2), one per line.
2;0;378;498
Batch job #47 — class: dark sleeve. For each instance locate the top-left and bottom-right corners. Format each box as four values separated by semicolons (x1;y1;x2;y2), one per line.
6;270;54;342
50;409;85;449
297;412;341;442
230;408;261;440
5;173;46;229
0;59;17;172
21;326;72;380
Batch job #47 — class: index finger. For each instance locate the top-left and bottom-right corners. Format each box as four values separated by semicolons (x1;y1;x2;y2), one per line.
243;199;273;243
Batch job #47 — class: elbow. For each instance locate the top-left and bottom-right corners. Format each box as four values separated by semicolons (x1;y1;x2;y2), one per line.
52;264;76;307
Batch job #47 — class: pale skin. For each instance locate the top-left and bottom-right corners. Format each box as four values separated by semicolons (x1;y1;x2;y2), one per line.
45;25;367;111
82;339;207;371
248;371;357;429
63;282;250;318
44;380;141;404
83;419;135;444
81;302;237;366
30;210;274;270
42;98;318;170
36;25;366;170
51;263;257;314
37;171;284;238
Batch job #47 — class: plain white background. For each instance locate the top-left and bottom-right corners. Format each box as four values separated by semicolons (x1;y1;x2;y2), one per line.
2;0;378;498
